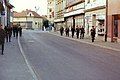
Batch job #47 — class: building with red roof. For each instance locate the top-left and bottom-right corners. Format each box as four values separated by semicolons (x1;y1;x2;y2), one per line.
13;9;43;29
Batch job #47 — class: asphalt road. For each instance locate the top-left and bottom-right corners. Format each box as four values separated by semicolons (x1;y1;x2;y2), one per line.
20;30;120;80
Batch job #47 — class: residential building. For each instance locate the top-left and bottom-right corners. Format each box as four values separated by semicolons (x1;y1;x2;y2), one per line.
6;1;14;27
13;9;43;29
107;0;120;42
0;0;13;28
47;0;55;24
0;0;5;27
64;0;85;29
54;0;66;30
85;0;106;37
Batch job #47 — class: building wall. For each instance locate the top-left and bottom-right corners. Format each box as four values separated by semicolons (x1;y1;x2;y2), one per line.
1;0;7;27
47;0;55;23
54;0;66;30
108;0;120;15
66;0;84;7
108;0;120;40
33;18;43;29
85;0;106;10
13;18;26;22
13;17;43;29
54;0;65;19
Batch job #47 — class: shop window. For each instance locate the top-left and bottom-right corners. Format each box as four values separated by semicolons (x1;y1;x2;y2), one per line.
97;20;105;36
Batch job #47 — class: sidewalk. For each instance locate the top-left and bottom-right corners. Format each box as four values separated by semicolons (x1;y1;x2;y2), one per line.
0;37;34;80
50;31;120;52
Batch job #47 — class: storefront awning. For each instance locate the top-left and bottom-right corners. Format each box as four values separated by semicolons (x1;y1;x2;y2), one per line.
64;9;84;17
54;18;64;23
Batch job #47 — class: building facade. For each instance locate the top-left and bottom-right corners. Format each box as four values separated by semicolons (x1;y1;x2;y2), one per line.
108;0;120;42
54;0;66;30
47;0;55;24
64;0;85;29
85;0;106;37
0;0;13;28
13;9;43;29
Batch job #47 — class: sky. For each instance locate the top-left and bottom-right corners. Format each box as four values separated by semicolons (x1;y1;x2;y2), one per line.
9;0;47;15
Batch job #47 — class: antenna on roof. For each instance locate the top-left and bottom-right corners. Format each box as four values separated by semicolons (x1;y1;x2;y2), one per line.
35;6;40;13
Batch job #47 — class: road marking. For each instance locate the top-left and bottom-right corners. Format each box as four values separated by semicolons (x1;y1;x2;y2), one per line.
18;36;40;80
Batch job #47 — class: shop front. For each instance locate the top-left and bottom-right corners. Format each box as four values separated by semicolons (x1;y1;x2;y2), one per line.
74;15;84;28
54;18;65;31
65;16;74;29
85;9;106;36
65;14;84;30
109;14;120;42
64;8;84;30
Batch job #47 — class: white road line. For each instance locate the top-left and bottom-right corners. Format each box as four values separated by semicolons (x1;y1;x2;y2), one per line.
18;36;40;80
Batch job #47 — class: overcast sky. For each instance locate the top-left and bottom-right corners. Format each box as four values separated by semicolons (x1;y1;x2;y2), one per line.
9;0;47;15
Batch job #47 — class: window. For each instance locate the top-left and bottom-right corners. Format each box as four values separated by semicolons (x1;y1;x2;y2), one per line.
87;0;90;3
35;22;37;25
30;14;31;17
49;15;52;18
49;8;52;12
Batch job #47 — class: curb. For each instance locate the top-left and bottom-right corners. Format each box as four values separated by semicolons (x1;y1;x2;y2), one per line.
18;36;39;80
49;32;120;52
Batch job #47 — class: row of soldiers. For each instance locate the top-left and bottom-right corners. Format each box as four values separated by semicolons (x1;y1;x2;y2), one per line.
4;25;22;42
60;26;85;39
60;25;96;42
0;25;22;55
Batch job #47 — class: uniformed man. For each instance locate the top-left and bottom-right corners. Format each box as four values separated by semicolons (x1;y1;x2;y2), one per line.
0;25;5;55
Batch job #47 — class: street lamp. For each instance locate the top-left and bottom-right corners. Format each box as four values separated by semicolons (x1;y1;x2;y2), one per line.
105;0;108;42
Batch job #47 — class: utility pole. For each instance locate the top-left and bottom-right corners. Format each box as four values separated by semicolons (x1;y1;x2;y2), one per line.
105;0;108;42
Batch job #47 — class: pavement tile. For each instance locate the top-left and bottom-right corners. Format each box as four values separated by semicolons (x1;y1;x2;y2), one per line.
50;31;120;52
0;37;34;80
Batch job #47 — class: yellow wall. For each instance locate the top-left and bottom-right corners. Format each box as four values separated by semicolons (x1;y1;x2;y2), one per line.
108;0;120;15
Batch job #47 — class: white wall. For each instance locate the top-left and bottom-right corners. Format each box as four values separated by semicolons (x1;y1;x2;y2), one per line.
13;17;26;22
85;0;106;10
32;18;43;29
13;17;43;29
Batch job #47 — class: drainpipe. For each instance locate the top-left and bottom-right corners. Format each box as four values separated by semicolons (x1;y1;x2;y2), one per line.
105;0;108;42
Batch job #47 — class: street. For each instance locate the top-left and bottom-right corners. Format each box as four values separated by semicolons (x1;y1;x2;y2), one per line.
19;30;120;80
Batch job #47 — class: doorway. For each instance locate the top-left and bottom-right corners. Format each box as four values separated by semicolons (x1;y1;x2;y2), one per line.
113;15;119;37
